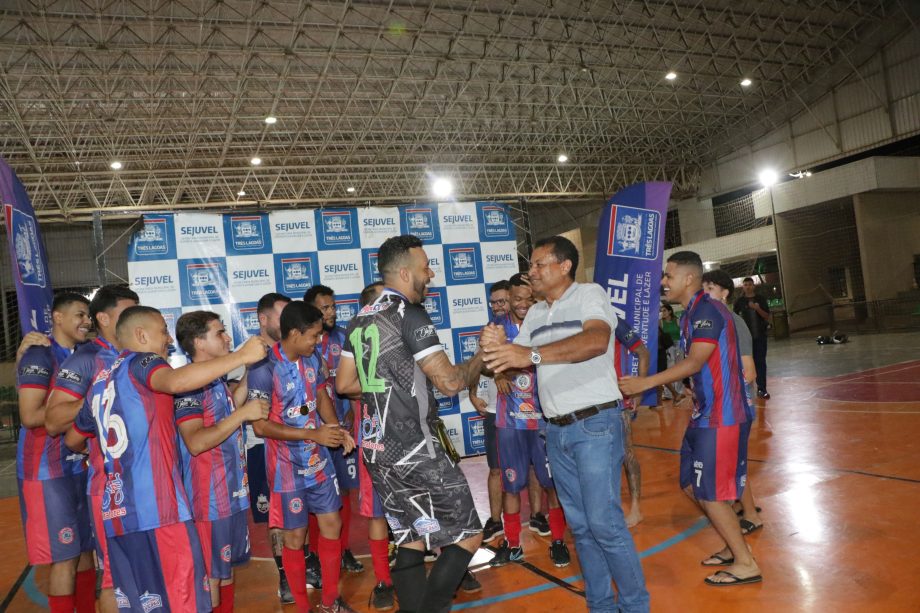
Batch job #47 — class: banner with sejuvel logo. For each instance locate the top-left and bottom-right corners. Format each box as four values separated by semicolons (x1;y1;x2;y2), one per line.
593;182;672;407
1;157;54;335
127;202;518;457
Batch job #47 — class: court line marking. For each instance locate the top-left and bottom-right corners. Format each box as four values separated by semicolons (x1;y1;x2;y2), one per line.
452;517;709;610
1;564;33;611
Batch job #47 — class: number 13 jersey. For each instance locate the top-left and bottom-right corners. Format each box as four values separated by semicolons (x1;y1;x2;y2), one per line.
341;289;444;468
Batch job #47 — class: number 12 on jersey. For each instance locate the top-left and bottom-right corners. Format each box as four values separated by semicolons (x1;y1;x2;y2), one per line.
349;324;386;393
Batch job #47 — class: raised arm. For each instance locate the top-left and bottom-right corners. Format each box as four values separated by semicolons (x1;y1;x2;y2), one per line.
150;337;267;394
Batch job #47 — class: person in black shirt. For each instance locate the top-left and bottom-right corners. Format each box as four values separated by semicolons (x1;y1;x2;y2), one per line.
733;277;771;399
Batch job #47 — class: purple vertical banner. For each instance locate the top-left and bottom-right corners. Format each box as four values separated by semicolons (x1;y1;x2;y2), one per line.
0;158;54;335
593;182;672;406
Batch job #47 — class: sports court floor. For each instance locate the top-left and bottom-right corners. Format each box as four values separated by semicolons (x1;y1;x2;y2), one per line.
1;331;919;612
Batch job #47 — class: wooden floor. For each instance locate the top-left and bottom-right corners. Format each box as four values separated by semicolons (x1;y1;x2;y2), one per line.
2;357;920;611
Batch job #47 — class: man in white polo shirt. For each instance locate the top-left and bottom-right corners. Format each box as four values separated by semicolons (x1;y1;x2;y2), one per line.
481;235;649;613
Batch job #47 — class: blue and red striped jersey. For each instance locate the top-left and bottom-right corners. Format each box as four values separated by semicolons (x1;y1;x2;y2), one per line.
247;343;335;493
494;315;543;430
16;339;85;480
57;336;117;495
613;319;644;378
82;350;192;537
317;326;350;421
680;291;751;428
175;379;249;521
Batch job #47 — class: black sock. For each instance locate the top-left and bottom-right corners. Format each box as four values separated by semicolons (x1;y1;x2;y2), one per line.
391;547;426;612
274;555;284;572
418;545;474;613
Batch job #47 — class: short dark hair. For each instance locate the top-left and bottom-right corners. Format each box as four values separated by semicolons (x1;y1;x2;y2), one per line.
508;273;529;288
257;292;291;314
702;269;734;294
52;292;90;313
490;280;511;294
89;285;139;328
661;302;674;316
303;284;334;305
175;311;221;357
742;277;755;284
359;282;384;307
115;305;162;339
280;301;324;338
378;235;423;277
667;251;704;274
534;236;579;279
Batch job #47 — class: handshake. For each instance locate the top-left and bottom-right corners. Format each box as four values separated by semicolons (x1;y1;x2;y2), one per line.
478;323;532;374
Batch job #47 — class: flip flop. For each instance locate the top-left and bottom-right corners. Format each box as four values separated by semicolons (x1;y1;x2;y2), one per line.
704;570;763;586
740;519;763;535
701;553;734;566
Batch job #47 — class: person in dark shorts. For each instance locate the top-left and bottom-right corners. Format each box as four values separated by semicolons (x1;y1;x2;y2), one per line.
336;235;484;613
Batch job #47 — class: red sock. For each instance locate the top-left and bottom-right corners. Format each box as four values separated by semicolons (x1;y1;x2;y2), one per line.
48;594;76;613
307;514;319;555
318;534;343;607
369;538;392;585
219;583;235;613
340;494;352;553
549;507;566;541
503;511;522;548
74;568;96;613
281;547;310;613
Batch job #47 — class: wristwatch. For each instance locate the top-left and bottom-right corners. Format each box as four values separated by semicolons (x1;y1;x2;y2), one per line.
530;346;543;365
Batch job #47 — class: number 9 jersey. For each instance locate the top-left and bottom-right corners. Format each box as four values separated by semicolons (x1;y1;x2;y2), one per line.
78;351;193;538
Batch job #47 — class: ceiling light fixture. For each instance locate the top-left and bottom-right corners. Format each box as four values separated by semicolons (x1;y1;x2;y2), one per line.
758;168;779;187
238;190;246;196
665;71;677;80
740;78;752;87
557;154;568;163
431;177;453;199
346;186;356;193
110;161;123;170
264;116;277;124
250;157;262;166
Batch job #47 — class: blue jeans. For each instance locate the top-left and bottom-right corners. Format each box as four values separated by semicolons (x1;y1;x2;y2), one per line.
546;409;649;613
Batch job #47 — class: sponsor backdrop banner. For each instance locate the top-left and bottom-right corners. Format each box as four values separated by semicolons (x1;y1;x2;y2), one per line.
593;182;672;407
127;202;518;457
0;157;54;335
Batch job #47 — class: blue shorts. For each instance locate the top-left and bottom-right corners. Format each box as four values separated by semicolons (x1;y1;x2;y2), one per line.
496;428;553;494
18;473;93;565
483;413;498;469
269;478;341;530
680;422;752;502
195;511;251;580
331;446;359;491
107;521;210;613
246;444;270;524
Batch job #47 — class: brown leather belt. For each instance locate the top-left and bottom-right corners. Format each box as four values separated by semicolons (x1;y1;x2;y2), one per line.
546;400;622;426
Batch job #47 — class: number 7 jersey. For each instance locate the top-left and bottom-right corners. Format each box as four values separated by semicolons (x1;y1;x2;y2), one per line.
78;350;192;538
341;290;444;468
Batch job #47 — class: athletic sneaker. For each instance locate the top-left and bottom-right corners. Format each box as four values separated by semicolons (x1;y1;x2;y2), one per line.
341;549;365;573
529;513;551;536
424;549;439;563
278;569;294;604
305;551;322;589
482;517;504;543
369;582;395;611
489;541;524;567
549;540;571;567
758;390;771;399
315;597;358;613
459;570;482;593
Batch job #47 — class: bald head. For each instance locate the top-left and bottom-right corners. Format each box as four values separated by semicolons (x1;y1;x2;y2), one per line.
116;305;173;358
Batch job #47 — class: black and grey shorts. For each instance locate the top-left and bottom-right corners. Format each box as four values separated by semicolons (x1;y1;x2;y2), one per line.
367;440;482;550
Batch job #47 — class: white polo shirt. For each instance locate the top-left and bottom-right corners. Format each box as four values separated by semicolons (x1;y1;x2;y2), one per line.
513;282;622;418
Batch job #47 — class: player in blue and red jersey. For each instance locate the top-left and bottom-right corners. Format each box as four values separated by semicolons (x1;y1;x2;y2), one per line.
65;306;268;612
174;311;270;613
44;285;138;613
247;301;356;613
304;284;364;577
620;251;761;587
16;292;95;613
611;318;651;528
489;273;570;569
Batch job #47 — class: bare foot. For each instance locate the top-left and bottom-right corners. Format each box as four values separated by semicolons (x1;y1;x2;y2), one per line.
625;507;643;528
